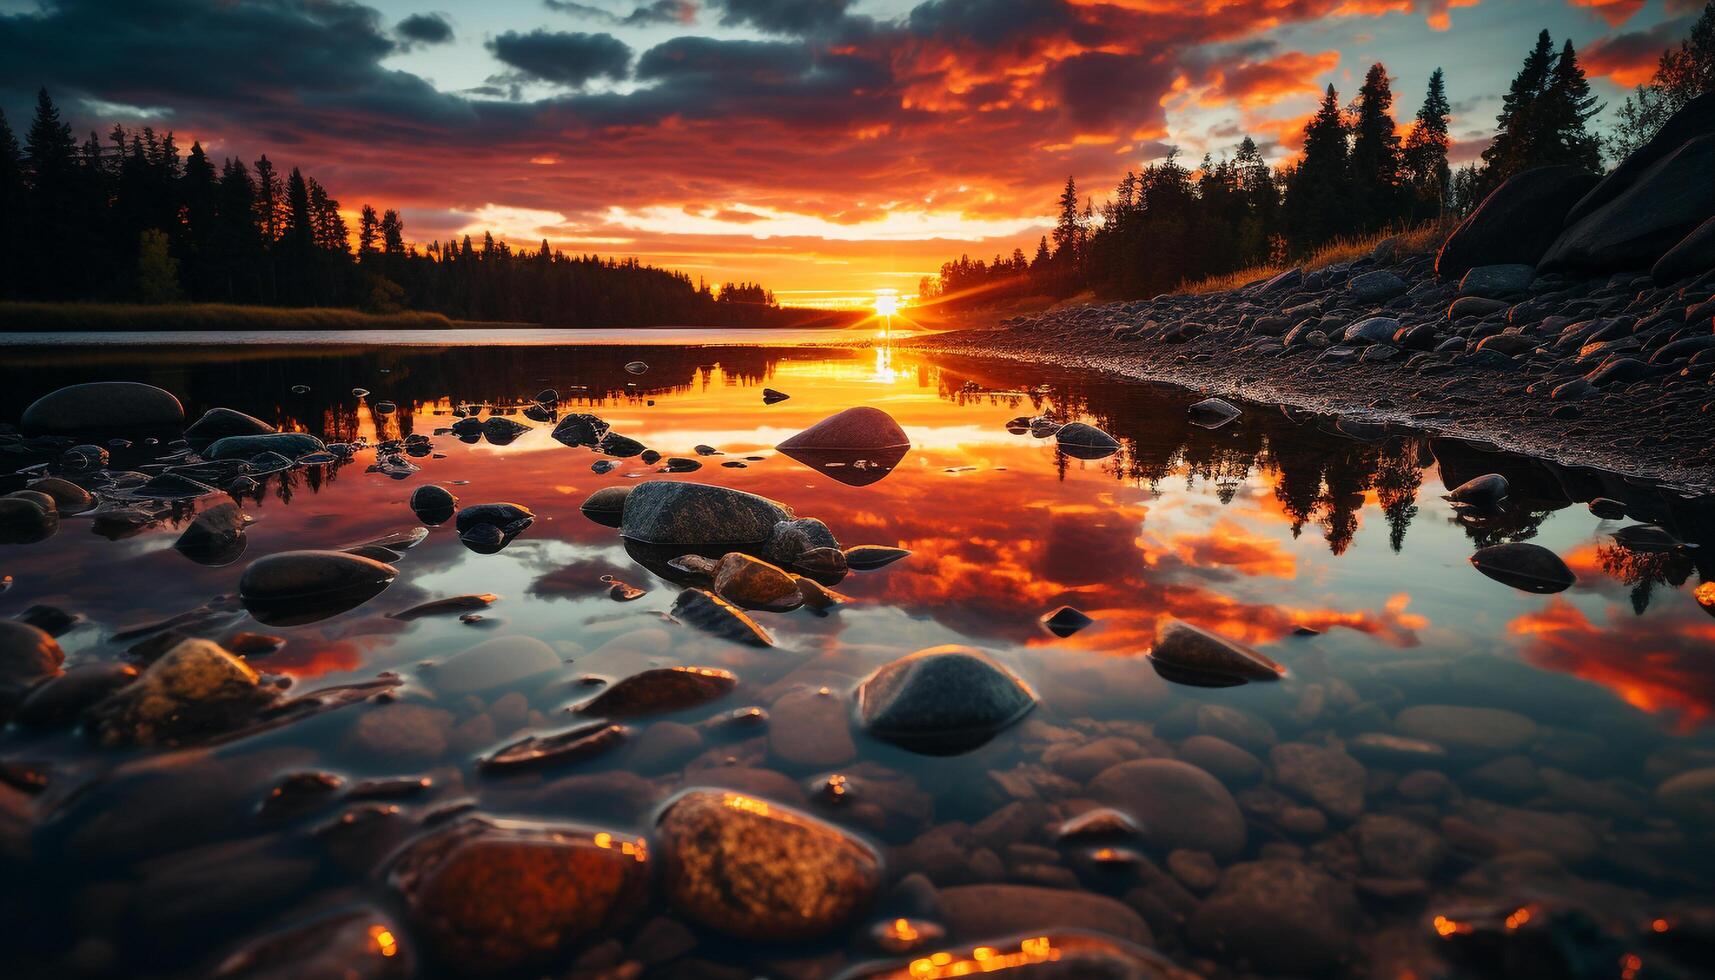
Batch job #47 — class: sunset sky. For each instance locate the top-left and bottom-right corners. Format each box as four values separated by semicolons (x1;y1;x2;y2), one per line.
0;0;1701;306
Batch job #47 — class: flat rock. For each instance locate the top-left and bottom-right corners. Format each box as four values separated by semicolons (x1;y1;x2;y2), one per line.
1543;133;1715;275
656;789;881;941
670;589;774;647
1089;759;1246;860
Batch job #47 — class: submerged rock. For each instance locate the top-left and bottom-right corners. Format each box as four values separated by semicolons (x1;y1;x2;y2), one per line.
1270;742;1366;821
937;885;1151;945
1188;860;1358;974
670;589;774;647
1089;759;1246;860
1612;523;1691;552
212;906;411;980
839;933;1188;979
765;517;843;572
655;789;881;941
1470;542;1576;593
481;721;628;772
1394;704;1537;754
174;501;248;566
857;645;1036;754
430;635;559;694
239;550;398;626
1055;422;1120;459
454;503;534;553
0;620;65;714
21;381;185;434
388;817;649;975
88;638;278;746
1148;620;1284;687
712;553;803;612
576;666;738;718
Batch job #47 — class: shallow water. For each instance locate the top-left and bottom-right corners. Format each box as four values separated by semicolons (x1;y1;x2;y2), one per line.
3;341;1714;978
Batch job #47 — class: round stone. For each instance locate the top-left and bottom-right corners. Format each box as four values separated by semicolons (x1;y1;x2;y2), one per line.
620;481;791;547
655;789;881;941
1149;620;1285;686
857;645;1036;754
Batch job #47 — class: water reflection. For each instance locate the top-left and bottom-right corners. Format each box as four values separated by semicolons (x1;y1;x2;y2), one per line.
4;339;1715;976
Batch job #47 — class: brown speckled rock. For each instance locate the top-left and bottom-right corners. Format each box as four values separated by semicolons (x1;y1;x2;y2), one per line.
388;817;649;975
88;638;277;746
576;666;737;718
712;553;803;612
656;788;881;940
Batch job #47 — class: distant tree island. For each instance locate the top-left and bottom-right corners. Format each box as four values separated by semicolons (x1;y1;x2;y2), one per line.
0;91;856;330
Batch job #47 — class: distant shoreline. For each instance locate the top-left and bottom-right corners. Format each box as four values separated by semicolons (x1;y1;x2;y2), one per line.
0;301;868;333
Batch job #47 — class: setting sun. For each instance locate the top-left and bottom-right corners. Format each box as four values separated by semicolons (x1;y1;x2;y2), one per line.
874;289;900;317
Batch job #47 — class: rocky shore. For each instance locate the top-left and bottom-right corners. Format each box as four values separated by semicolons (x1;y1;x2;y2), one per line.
906;95;1715;493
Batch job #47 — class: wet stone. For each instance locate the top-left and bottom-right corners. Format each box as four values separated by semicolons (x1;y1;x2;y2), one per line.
87;638;278;746
1395;704;1538;754
205;432;326;461
712;552;802;612
408;484;457;524
843;545;911;570
767;687;856;769
430;635;560;695
1148;620;1285;687
1040;605;1094;637
655;789;881;941
1271;742;1366;821
856;645;1036;754
1189;860;1359;974
670;588;775;648
1054;421;1120;458
388;817;649;975
482;721;628;773
174;501;248;565
938;884;1151;945
620;481;790;547
579;485;631;527
1470;542;1577;593
575;666;738;718
239;550;398;626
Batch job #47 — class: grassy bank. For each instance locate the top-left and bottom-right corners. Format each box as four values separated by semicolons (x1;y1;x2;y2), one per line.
0;302;459;332
1178;219;1457;295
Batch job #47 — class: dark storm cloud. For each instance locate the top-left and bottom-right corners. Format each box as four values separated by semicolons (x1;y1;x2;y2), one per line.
636;36;813;82
544;0;698;27
715;0;851;35
487;29;634;87
905;0;1097;49
396;12;454;46
0;0;477;134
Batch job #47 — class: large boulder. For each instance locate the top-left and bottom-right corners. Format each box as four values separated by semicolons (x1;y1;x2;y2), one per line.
1541;134;1715;275
1435;166;1601;278
1564;92;1715;228
21;381;185;434
1653;214;1715;284
620;481;790;548
184;408;275;447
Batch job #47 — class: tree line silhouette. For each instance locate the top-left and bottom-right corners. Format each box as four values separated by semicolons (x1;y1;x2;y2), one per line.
924;10;1713;306
0;91;834;327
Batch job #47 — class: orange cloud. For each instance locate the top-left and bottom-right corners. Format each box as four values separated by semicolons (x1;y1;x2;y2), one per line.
1203;50;1341;108
1569;0;1647;27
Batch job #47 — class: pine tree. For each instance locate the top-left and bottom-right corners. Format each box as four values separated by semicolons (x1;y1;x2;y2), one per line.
0;110;23;298
134;229;181;303
1051;177;1080;260
1402;68;1452;215
358;205;379;260
1349;63;1404;231
1284;84;1351;249
1481;30;1556;189
1539;39;1603;172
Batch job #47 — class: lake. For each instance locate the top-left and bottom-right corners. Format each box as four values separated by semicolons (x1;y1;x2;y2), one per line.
2;339;1713;979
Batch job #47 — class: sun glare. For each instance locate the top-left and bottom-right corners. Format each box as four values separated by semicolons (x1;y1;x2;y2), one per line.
874;289;900;317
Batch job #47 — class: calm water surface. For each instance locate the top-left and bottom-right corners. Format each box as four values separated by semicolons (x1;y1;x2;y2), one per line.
2;340;1714;979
